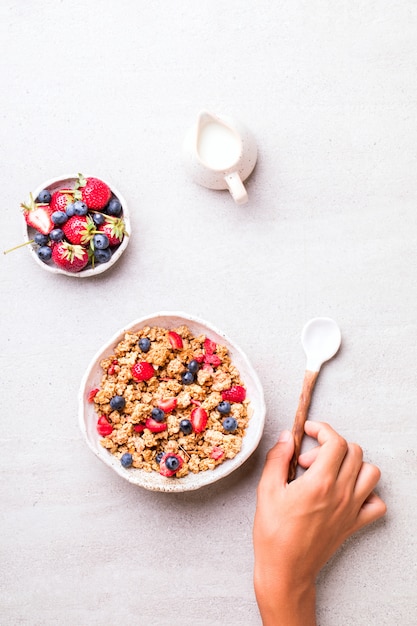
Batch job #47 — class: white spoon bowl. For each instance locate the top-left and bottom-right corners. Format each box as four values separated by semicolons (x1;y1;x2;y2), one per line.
302;317;342;372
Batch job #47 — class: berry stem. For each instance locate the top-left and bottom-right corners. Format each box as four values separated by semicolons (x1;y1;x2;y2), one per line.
3;239;34;254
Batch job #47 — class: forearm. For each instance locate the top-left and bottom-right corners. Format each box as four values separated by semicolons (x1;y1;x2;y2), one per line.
254;567;317;626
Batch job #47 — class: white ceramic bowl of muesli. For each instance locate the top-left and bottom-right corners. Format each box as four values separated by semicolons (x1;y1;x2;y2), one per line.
78;312;266;492
22;174;130;277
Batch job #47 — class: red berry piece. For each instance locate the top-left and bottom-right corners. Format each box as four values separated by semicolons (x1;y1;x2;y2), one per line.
204;338;216;355
145;417;167;433
133;423;145;433
87;388;100;402
97;416;113;436
221;385;246;403
159;453;183;477
194;354;205;363
108;359;119;375
168;331;183;350
204;354;222;367
157;397;177;413
131;362;155;381
210;446;224;460
190;407;208;433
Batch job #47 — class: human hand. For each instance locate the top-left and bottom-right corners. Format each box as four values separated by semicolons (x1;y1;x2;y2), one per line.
253;421;386;626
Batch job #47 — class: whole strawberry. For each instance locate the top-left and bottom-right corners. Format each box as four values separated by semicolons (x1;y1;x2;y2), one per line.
51;241;89;272
77;173;111;210
50;189;73;212
63;215;95;245
99;217;126;246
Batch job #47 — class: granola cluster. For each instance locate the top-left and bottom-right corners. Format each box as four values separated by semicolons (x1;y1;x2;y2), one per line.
91;325;251;478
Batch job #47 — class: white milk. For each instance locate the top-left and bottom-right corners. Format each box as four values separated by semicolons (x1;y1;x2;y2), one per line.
197;121;241;170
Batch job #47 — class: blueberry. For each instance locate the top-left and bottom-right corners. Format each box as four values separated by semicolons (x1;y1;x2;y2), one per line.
94;248;112;263
179;419;193;435
138;337;151;352
181;371;194;385
73;200;88;216
107;197;122;216
49;228;64;242
165;455;180;471
110;395;125;411
93;233;109;250
51;210;68;225
66;203;75;217
155;452;164;464
217;401;231;415
34;233;49;246
151;408;165;422
38;246;52;261
37;189;51;203
187;359;200;374
92;212;105;227
120;453;133;468
222;417;238;432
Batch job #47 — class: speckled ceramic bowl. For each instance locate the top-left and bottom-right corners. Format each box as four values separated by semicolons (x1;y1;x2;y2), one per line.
78;312;266;492
23;174;130;277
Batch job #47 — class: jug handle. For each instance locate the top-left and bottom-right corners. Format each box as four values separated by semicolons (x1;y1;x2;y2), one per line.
224;172;248;205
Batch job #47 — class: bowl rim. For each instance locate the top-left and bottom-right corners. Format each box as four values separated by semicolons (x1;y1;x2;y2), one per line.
23;173;130;278
78;311;266;492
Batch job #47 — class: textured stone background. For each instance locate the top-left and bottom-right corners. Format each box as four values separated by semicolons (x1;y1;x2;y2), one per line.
1;1;416;624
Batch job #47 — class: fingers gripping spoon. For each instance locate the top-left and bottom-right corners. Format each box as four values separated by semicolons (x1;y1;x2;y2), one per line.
288;318;342;482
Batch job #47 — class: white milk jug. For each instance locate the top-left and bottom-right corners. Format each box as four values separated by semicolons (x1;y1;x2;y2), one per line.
183;111;257;205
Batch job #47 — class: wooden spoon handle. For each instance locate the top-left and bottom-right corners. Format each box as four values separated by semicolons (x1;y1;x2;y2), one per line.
288;369;319;482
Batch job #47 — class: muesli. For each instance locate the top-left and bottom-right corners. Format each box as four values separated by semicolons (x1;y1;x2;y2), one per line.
88;325;251;478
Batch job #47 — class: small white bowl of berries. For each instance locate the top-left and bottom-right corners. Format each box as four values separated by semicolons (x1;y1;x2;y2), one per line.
78;312;266;492
12;173;130;277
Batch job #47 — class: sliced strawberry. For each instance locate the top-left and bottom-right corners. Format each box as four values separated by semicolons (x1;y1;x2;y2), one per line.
159;453;183;477
168;331;183;350
131;362;155;381
190;399;201;407
145;417;167;433
62;215;95;245
222;385;246;403
202;363;213;373
204;338;216;355
97;416;113;436
21;194;54;235
190;407;208;433
133;423;145;432
158;397;177;413
25;208;54;234
210;446;224;460
87;388;100;402
194;354;205;363
51;241;89;272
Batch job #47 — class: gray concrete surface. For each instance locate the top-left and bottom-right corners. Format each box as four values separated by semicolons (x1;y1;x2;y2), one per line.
1;1;416;624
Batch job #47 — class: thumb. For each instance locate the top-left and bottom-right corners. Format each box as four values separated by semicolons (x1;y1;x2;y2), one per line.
259;430;294;490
